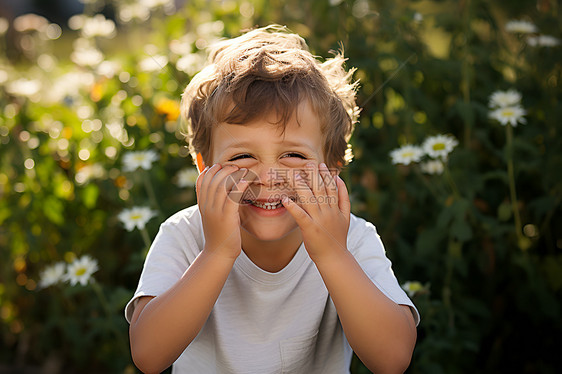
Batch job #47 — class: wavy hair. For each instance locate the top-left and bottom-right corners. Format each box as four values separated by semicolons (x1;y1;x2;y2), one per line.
181;24;359;169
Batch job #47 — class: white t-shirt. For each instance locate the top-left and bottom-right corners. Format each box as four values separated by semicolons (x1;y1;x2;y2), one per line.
125;205;419;374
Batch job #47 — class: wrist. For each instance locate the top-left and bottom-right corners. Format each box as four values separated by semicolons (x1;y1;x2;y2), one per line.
309;246;350;269
202;244;241;264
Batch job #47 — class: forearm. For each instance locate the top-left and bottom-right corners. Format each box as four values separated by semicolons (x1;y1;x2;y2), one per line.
315;251;417;374
129;249;235;373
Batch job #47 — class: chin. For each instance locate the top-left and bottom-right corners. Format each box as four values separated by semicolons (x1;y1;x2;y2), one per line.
239;208;300;242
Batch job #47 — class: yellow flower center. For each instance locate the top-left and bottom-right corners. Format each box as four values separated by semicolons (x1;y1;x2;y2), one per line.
409;282;423;292
75;267;87;276
402;151;414;158
502;110;514;117
134;155;146;161
432;143;446;151
130;214;143;220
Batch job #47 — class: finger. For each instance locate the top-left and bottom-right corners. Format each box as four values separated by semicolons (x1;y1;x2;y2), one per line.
196;166;209;202
207;165;239;210
304;162;324;199
319;163;337;207
287;168;320;215
336;176;351;216
199;164;222;208
281;195;313;229
224;168;248;203
224;168;247;192
224;177;251;214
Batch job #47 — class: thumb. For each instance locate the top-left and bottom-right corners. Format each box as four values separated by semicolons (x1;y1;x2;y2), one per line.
336;176;351;217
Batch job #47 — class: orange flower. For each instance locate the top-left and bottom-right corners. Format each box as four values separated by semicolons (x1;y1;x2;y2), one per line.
155;97;180;121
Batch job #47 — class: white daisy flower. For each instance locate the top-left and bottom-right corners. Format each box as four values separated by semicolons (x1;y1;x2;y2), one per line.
118;3;151;23
38;262;66;288
139;54;168;72
118;206;158;231
489;89;522;108
13;13;49;33
75;163;106;185
505;20;538;34
64;255;99;286
390;145;424;165
489;106;527;126
527;35;561;47
80;14;116;38
97;60;121;78
70;46;104;67
122;150;159;172
6;79;41;97
176;53;206;76
175;168;199;188
420;160;444;175
401;281;427;297
141;0;176;11
0;18;9;35
422;135;459;159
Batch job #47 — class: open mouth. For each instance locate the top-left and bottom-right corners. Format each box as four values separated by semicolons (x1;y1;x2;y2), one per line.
243;199;284;210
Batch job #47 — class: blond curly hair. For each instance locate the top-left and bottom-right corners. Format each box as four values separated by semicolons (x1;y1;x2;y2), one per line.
181;24;359;169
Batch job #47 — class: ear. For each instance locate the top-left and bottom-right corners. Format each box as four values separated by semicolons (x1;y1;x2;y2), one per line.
196;152;205;173
332;161;343;177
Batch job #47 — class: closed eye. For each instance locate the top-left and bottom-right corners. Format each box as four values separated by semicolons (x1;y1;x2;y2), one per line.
281;153;307;159
228;154;254;161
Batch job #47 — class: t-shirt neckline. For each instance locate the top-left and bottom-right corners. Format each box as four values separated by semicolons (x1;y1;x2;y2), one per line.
235;242;309;285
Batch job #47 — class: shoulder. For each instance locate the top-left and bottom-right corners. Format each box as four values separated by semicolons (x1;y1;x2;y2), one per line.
154;205;204;250
346;213;386;256
347;213;379;242
161;205;202;232
163;204;202;225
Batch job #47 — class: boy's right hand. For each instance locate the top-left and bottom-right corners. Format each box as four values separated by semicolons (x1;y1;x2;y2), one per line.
196;164;250;260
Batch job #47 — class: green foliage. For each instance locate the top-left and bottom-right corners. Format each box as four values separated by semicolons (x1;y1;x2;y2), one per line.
0;0;561;372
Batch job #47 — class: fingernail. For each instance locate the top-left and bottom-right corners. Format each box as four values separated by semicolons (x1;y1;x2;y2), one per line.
203;166;209;172
320;162;327;169
295;173;302;179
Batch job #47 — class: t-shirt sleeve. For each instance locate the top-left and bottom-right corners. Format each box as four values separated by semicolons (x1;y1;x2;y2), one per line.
124;212;202;323
347;214;420;325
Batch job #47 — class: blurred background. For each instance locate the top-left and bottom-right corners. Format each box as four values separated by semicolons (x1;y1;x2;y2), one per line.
0;0;561;373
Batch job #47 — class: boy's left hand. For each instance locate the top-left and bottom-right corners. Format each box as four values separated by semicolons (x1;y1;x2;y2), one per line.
281;162;351;264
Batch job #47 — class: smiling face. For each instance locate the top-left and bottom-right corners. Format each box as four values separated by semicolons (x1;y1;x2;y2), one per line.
210;100;325;243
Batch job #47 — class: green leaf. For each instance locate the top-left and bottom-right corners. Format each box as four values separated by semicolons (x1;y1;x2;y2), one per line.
43;196;64;225
81;184;99;209
451;219;473;242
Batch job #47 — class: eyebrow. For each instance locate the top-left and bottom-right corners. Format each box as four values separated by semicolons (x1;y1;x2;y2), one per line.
224;139;315;151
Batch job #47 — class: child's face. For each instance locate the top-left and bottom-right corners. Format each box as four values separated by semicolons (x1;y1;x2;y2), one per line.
210;101;325;242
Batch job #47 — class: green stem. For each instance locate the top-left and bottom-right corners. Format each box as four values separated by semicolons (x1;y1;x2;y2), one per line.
413;166;443;203
90;281;111;317
505;125;525;249
90;281;128;354
140;227;152;251
444;163;461;199
461;0;472;149
443;239;459;328
143;172;161;213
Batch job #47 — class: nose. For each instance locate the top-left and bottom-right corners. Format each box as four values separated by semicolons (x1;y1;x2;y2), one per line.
252;163;286;188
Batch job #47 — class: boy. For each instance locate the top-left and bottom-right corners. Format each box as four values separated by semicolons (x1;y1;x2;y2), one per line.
125;25;419;374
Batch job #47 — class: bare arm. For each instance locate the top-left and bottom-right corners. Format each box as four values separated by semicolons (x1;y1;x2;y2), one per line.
315;252;417;373
282;162;416;373
129;250;236;373
129;164;250;373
